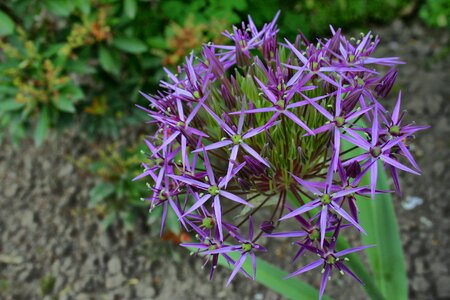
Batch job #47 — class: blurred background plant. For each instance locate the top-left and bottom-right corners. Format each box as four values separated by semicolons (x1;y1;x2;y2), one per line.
74;141;148;231
73;138;187;245
0;0;448;233
419;0;450;28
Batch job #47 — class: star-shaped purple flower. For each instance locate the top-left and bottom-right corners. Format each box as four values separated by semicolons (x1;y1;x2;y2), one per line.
195;98;279;182
170;148;253;240
280;171;366;247
285;222;374;300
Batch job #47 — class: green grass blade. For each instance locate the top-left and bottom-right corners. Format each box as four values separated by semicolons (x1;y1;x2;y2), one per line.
342;134;408;299
357;163;408;298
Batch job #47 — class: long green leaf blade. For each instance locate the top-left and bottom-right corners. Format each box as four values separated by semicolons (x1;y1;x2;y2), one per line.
358;164;408;298
342;133;408;299
34;107;49;146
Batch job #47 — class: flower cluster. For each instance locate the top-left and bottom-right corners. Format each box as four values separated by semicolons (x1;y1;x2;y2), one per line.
135;13;427;299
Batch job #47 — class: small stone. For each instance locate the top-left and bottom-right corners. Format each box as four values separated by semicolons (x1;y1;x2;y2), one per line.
81;255;98;274
110;285;132;298
21;211;37;228
254;293;264;300
409;240;422;255
420;216;433;228
60;258;72;273
107;256;122;274
99;234;113;250
42;160;51;172
433;162;445;177
217;290;227;298
435;117;450;133
402;196;424;210
391;19;404;34
411;23;425;38
58;186;76;208
431;262;449;275
411;275;430;292
0;254;24;264
85;223;97;241
134;284;156;299
75;293;90;300
53;275;66;293
436;276;450;298
55;242;72;257
414;259;425;274
58;163;74;178
17;265;35;281
74;276;98;293
105;273;126;289
4;183;18;198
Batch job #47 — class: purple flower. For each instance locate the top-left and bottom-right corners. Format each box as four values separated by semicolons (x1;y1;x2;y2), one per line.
266;212;347;262
285;222;374;300
170;148;253;240
134;12;427;296
280;171;366;247
181;237;236;280
303;79;374;171
375;68;398;98
194;97;279;182
260;220;275;234
202;217;266;285
341;108;420;198
232;75;328;135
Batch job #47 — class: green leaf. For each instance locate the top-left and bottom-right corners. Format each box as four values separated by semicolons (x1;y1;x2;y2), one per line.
358;164;408;299
121;211;135;231
43;43;65;58
0;10;15;36
116;181;125;199
89;183;115;206
112;37;148;54
44;0;74;17
341;124;408;299
66;60;96;74
0;86;18;95
147;36;167;49
101;212;117;230
214;252;332;300
124;0;137;19
166;209;181;234
74;0;91;15
0;100;24;112
10;120;25;146
54;97;76;113
34;107;50;146
99;46;121;76
60;84;84;102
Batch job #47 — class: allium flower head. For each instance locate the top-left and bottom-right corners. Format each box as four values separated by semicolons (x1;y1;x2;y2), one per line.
135;12;427;298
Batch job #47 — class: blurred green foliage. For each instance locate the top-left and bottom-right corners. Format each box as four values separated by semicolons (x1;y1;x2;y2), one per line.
74;139;183;235
420;0;450;28
0;0;239;144
247;0;414;38
40;275;56;296
74;141;149;231
0;0;446;145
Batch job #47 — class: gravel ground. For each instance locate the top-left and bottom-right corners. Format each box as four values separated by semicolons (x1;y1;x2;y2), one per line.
0;19;449;300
